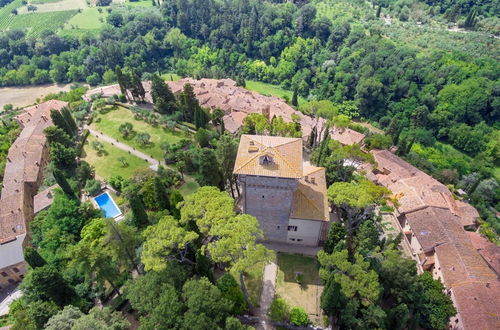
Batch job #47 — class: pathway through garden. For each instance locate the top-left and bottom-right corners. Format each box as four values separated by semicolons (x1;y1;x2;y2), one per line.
257;261;277;330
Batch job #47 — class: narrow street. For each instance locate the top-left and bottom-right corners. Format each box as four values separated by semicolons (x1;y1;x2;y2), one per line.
256;262;277;330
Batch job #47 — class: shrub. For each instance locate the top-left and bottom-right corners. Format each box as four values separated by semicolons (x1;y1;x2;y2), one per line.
290;307;309;326
269;298;289;322
85;179;102;196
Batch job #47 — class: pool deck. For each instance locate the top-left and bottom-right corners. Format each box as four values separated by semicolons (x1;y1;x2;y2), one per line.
93;191;123;220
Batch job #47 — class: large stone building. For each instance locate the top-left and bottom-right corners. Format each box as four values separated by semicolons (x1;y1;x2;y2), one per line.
0;100;67;291
233;134;330;246
364;149;500;330
84;78;365;146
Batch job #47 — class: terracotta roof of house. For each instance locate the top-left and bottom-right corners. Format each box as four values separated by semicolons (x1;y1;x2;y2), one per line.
369;150;478;226
290;165;329;221
0;101;67;243
467;232;500;275
365;149;498;329
329;127;365;146
83;78;366;146
33;185;59;214
233;135;303;179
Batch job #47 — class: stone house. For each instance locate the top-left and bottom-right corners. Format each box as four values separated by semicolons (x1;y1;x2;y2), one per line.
364;149;500;330
233;134;330;246
0;100;67;291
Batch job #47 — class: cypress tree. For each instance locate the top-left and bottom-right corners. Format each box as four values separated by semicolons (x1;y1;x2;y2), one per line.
115;66;127;99
24;246;47;268
50;109;73;136
53;169;78;200
151;74;176;114
154;177;170;210
129;193;149;228
291;87;298;107
180;83;199;123
61;107;78;134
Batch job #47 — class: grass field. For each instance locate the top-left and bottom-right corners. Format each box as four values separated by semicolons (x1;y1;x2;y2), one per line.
17;0;86;14
275;253;323;325
82;135;149;180
246;80;307;106
92;106;187;160
64;7;108;31
178;180;199;196
126;0;153;7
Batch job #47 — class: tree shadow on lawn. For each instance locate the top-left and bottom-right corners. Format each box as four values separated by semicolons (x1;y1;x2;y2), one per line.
278;252;319;290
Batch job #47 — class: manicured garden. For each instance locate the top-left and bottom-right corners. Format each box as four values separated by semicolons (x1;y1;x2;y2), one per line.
81;134;149;180
275;252;323;325
91;106;187;161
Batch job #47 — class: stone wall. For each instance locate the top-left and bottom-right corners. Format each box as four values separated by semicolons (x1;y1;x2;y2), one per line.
240;175;297;243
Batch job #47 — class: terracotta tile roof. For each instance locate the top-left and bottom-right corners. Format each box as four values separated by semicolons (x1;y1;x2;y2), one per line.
33;185;59;214
467;232;500;275
329;127;365;145
451;281;500;330
0;101;67;243
233;135;303;179
365;149;497;329
290;165;329;221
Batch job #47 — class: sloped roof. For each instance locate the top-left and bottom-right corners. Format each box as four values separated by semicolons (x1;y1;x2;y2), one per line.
0;100;67;243
290;165;329;221
329;127;365;145
467;232;500;275
233;135;303;179
33;184;59;214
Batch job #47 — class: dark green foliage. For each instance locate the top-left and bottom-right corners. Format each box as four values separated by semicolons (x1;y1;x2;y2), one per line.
21;265;76;307
291;87;298;107
417;272;457;330
323;222;345;254
195;251;214;282
9;299;60;330
61;107;78;134
269;298;290;322
44;126;73;148
195;128;211;147
129;192;149;228
52;169;77;200
151;74;177;114
216;273;247;314
23;246;47;269
179;83;199;123
50;109;73;137
49;142;77;171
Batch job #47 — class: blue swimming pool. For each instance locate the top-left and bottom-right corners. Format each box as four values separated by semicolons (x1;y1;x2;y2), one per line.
94;192;121;218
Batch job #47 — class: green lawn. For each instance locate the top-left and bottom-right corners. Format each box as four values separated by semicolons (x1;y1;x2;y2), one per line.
82;135;149;180
160;73;182;81
126;0;153;7
178;180;199;197
92;106;187;160
64;7;108;30
245;80;307;106
275;253;323;325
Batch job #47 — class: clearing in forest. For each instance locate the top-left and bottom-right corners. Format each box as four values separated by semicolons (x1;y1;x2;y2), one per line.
17;0;86;14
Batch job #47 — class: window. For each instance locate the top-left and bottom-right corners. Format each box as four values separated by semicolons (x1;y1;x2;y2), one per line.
287;225;297;232
290;238;296;241
277;225;280;230
297;239;303;242
1;272;7;277
8;279;14;284
262;195;265;198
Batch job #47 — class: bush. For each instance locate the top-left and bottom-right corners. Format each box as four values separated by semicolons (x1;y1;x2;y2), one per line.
216;273;247;314
289;307;309;326
269;298;290;322
85;179;102;196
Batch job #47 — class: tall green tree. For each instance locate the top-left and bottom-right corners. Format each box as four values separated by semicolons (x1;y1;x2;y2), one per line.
150;74;176;114
52;169;77;200
50;109;73;136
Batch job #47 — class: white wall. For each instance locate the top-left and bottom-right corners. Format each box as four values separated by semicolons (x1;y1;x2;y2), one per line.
287;218;323;246
0;234;25;269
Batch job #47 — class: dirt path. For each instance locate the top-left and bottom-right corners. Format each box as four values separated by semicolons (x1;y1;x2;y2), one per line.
0;83;73;110
256;262;277;330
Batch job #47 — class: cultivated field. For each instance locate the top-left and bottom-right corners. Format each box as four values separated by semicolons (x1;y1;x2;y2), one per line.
246;80;307;105
0;83;73;110
17;0;86;14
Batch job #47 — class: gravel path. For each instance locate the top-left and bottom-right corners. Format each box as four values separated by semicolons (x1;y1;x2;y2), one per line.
256;262;277;330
